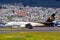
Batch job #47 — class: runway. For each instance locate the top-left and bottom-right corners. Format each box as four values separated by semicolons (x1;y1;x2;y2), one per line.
0;27;60;34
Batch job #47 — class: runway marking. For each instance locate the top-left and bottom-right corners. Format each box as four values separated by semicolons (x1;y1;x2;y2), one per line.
0;27;60;33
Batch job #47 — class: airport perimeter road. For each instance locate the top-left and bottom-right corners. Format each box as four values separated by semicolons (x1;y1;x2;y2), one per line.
0;27;60;33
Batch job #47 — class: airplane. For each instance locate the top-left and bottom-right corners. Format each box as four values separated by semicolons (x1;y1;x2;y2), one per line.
5;13;57;29
56;21;60;27
0;22;6;28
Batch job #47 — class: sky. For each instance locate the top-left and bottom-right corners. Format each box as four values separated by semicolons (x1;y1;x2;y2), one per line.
0;0;60;7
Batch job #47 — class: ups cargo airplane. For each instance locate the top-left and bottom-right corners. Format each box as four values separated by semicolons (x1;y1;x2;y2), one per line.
5;13;57;29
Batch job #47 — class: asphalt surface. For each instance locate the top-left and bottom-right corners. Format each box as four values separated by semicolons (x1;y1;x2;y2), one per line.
0;27;60;34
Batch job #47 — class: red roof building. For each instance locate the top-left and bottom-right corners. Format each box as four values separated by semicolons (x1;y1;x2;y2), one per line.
15;10;27;16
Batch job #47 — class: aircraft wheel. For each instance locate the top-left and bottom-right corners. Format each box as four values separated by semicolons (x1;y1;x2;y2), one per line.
25;23;33;29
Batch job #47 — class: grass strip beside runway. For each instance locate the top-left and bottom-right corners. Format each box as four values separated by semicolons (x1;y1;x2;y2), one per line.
0;32;60;40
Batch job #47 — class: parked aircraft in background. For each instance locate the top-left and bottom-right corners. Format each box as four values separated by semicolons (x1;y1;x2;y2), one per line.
0;22;6;28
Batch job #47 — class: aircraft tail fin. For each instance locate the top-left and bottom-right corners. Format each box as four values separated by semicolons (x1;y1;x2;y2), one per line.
46;13;56;22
